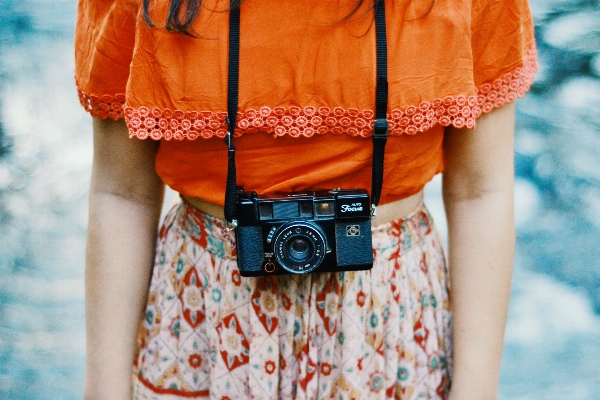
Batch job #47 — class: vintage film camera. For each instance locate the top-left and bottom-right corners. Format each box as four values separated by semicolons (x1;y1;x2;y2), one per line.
221;0;390;277
234;189;373;276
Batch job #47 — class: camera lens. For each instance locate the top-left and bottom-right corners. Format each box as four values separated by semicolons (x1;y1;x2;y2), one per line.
273;222;327;274
288;237;312;262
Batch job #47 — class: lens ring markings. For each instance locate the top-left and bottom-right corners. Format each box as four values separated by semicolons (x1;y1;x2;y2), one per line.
273;222;326;274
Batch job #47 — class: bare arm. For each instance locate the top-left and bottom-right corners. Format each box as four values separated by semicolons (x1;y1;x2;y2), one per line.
443;103;516;400
84;118;164;399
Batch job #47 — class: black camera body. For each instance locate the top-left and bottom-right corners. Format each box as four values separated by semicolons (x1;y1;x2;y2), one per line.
234;189;373;277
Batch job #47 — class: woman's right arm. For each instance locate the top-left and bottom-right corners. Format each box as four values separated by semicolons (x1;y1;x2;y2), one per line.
84;118;164;400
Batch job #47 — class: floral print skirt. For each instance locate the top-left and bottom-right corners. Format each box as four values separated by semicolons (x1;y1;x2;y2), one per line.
134;199;452;399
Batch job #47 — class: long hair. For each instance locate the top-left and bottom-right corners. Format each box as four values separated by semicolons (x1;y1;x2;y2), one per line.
143;0;434;36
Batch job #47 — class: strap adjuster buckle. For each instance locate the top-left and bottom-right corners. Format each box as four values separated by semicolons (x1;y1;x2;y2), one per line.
373;118;388;136
371;204;377;218
373;118;388;145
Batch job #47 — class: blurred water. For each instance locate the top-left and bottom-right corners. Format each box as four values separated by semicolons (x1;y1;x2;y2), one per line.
0;0;599;399
0;1;88;398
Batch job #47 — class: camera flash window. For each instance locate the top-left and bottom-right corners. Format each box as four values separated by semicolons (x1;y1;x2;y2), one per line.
315;201;335;217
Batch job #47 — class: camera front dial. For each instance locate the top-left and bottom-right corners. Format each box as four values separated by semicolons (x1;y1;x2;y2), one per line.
273;222;327;274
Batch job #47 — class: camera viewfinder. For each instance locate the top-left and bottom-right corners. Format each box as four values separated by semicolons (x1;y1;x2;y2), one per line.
299;201;313;218
259;203;273;220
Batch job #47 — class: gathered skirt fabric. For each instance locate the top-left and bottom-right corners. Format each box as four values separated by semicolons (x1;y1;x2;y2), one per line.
134;199;452;399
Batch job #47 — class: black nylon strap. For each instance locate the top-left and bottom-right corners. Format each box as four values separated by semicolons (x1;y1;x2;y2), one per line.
371;0;389;210
223;0;389;222
224;1;240;224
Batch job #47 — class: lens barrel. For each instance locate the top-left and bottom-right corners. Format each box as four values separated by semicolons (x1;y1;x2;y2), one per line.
273;222;326;274
288;238;312;262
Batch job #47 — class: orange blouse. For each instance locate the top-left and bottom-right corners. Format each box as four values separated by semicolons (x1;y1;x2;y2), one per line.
75;0;537;206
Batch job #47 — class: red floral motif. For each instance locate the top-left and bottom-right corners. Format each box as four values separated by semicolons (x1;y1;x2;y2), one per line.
321;362;332;376
436;375;449;399
279;353;287;371
416;210;432;236
190;218;209;249
298;343;317;392
413;319;429;352
386;385;395;398
369;371;385;393
188;354;202;369
356;291;366;307
251;279;279;334
180;268;205;328
231;269;242;286
168;316;181;339
158;223;171;240
215;313;250;371
281;293;292;311
389;267;402;305
264;360;276;375
316;274;341;335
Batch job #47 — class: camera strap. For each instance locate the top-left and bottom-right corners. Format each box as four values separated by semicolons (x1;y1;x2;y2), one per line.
224;0;240;226
371;0;389;215
223;0;389;226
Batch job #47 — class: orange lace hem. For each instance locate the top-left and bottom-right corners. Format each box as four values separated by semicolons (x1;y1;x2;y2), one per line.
79;47;537;140
77;88;126;121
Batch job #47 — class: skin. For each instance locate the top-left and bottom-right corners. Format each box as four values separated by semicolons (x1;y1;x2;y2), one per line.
444;102;516;400
84;118;164;399
83;102;515;399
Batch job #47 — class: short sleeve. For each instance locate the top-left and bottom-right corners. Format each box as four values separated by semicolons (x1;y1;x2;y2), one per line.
74;0;138;120
471;0;537;114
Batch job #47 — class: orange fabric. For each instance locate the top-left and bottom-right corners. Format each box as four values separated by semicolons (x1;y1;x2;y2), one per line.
74;0;537;205
156;126;444;205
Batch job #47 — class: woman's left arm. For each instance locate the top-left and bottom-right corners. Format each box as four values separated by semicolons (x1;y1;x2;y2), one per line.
443;103;516;400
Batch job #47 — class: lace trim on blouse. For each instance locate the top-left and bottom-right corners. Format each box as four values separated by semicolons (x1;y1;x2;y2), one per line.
77;47;537;139
77;91;126;121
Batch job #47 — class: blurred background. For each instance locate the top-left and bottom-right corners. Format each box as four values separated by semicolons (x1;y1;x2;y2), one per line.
0;0;599;398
